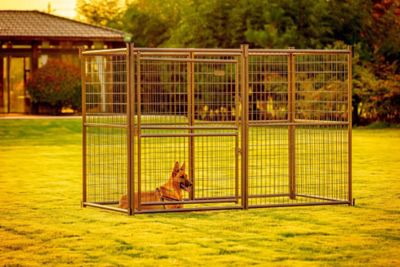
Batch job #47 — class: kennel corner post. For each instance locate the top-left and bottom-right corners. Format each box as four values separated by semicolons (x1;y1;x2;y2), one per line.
240;44;249;209
288;48;296;200
127;42;136;215
188;51;195;200
80;47;87;207
347;46;353;206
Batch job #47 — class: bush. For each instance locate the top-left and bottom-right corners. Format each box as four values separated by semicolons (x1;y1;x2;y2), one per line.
27;59;81;114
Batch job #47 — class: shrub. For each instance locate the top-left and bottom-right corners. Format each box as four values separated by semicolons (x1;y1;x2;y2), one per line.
27;59;81;114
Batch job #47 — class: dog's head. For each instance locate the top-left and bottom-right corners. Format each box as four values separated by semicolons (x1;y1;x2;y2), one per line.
171;161;192;192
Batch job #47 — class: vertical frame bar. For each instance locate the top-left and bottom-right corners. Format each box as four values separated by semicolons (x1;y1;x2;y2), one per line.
6;55;10;113
136;50;142;211
188;51;195;200
0;45;3;113
288;50;296;199
240;44;249;209
234;60;240;204
127;43;135;215
347;46;353;205
80;48;87;207
235;61;240;128
235;134;239;203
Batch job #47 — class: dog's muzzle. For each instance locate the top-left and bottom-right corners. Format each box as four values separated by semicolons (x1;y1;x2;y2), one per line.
180;180;192;192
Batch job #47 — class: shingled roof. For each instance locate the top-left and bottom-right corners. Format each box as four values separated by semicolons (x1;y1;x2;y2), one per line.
0;10;124;41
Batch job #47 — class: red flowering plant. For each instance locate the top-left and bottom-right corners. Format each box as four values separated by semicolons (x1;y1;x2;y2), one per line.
27;59;81;114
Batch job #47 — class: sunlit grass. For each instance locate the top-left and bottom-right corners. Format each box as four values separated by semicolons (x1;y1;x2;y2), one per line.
0;119;399;266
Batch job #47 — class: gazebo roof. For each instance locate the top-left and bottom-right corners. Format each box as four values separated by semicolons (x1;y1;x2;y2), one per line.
0;10;124;42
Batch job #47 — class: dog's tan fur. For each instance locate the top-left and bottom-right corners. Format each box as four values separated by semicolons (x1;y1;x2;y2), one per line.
118;161;191;210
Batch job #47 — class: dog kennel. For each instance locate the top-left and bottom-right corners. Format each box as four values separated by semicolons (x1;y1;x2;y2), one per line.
80;44;352;214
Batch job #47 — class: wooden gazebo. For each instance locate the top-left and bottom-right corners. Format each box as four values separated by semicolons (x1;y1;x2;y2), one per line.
0;10;125;113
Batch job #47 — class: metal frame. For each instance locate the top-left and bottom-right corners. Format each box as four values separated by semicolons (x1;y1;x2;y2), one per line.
81;45;352;215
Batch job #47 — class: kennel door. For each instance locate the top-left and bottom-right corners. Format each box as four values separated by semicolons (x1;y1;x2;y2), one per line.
135;54;242;211
190;56;241;205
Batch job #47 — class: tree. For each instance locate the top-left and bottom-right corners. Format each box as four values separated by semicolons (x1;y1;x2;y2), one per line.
76;0;124;29
122;0;182;47
245;0;334;48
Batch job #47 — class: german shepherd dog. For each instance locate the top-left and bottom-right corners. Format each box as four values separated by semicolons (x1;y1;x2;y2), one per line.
118;161;192;210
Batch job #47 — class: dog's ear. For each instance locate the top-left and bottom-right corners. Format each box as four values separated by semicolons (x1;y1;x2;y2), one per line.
172;161;180;175
180;162;186;171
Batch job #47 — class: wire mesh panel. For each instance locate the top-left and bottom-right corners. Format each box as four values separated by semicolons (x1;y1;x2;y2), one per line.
295;125;349;202
138;55;189;125
293;53;350;203
247;50;351;207
139;135;189;204
193;54;240;124
85;54;127;125
193;134;238;200
86;126;127;203
248;54;289;122
295;53;349;122
82;52;128;211
247;52;292;206
248;126;290;206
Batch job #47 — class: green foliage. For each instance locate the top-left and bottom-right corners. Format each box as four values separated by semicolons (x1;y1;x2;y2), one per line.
77;0;400;124
122;0;181;47
76;0;124;29
167;0;247;48
245;0;332;48
351;44;400;124
27;60;81;114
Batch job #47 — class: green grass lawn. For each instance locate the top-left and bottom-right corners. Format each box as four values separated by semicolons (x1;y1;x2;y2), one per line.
0;119;399;266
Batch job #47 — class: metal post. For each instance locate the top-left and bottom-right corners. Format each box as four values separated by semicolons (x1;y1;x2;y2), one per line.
127;43;135;215
136;49;142;212
240;44;249;209
347;46;353;206
80;48;87;207
0;46;3;113
288;49;296;200
6;54;10;113
188;51;195;200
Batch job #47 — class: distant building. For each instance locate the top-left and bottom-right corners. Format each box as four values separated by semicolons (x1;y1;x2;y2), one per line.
0;10;125;114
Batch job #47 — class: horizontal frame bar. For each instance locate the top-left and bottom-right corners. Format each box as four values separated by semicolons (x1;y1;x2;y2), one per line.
140;132;238;138
140;125;238;130
141;198;239;206
83;202;128;213
139;52;189;56
84;123;127;129
81;48;351;57
82;48;127;55
250;49;350;54
194;52;242;56
249;201;351;209
295;119;349;125
248;121;349;127
93;201;119;205
248;193;290;198
191;196;239;201
135;48;242;53
138;120;239;125
134;205;243;214
296;194;348;202
140;57;238;63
